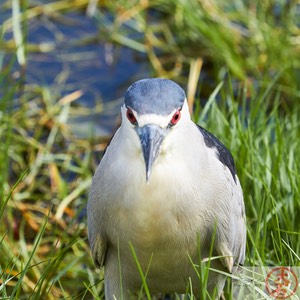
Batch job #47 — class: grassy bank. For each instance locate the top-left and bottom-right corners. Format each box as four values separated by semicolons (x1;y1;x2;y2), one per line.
0;0;299;298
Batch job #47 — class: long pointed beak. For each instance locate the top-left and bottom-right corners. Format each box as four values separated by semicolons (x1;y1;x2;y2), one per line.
137;124;166;182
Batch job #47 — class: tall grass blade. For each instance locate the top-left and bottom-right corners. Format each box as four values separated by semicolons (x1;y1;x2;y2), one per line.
129;242;152;300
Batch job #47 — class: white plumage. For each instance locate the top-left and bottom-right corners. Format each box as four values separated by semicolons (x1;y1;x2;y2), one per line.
87;78;246;299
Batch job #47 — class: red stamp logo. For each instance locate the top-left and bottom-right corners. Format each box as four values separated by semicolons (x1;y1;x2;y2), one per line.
265;267;299;299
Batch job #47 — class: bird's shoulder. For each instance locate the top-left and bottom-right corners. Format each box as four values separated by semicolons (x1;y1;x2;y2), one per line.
196;125;237;183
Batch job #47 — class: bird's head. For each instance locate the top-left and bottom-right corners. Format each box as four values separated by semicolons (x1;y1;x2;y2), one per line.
121;78;190;182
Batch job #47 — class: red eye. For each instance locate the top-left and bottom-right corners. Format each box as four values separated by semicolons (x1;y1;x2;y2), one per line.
126;108;137;124
170;110;181;126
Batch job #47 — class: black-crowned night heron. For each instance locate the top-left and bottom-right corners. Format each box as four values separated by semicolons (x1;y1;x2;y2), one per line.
87;78;246;299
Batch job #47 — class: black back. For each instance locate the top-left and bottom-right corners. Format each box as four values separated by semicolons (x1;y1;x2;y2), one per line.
197;125;237;183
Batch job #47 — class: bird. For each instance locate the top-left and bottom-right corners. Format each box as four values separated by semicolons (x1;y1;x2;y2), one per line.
87;78;246;299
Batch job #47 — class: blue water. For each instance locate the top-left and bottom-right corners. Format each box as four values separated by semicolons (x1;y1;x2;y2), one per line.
0;9;150;136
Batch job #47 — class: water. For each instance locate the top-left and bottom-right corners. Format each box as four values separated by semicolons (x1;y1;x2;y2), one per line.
0;8;150;137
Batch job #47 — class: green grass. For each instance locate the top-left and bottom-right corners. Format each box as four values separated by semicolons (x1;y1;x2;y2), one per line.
1;0;299;299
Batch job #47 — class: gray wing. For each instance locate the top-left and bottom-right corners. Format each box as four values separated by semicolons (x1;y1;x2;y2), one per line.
87;179;108;268
87;130;119;268
87;154;110;268
197;124;246;270
215;176;246;272
232;178;246;266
